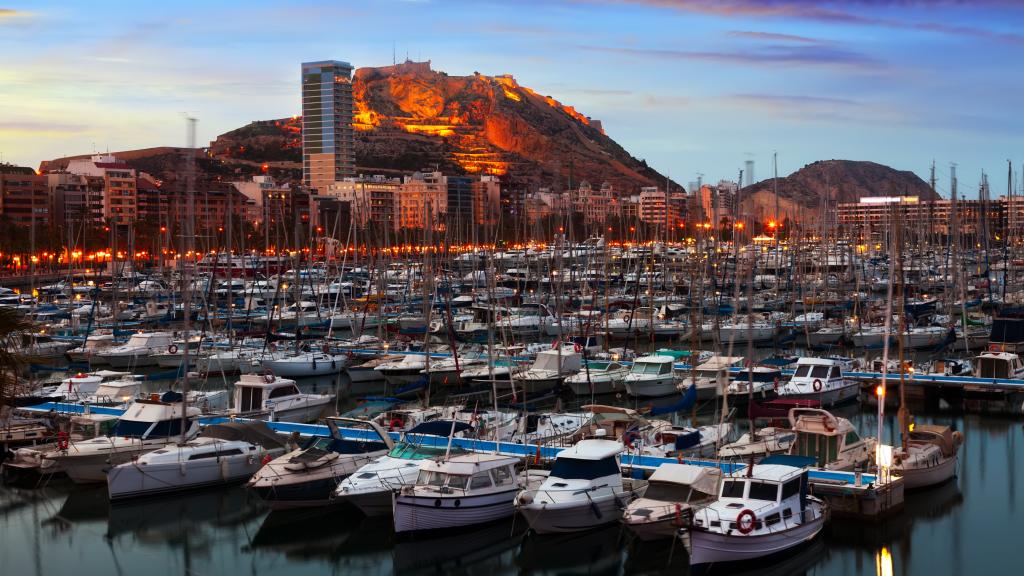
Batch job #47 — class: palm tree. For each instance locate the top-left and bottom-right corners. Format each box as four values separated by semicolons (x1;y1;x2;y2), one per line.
0;307;35;412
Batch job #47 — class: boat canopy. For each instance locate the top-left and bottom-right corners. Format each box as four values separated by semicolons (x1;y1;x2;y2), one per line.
649;463;721;497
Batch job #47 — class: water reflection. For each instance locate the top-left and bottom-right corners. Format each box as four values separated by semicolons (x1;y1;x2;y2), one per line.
2;401;1023;576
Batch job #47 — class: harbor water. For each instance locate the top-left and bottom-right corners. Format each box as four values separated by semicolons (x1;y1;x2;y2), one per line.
3;383;1021;576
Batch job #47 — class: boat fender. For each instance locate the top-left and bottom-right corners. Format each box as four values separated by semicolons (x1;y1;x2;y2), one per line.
736;509;757;534
534;443;542;465
812;379;823;393
952;431;964;446
674;503;683;526
220;458;230;481
168;344;179;354
263;369;275;383
179;462;187;476
261;454;273;466
454;499;461;508
773;377;780;391
574;342;582;353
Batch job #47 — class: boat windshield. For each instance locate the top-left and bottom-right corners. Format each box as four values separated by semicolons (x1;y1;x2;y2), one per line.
633;362;666;375
388;443;457;460
748;481;779;502
550;456;619;480
643;481;695;502
721;479;746;498
810;366;830;379
794;365;811;377
977;357;1010;379
794;432;839;466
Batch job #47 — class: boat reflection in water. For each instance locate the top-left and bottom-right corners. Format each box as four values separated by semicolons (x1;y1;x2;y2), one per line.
517;524;623;575
248;507;392;571
391;519;525;574
105;485;265;541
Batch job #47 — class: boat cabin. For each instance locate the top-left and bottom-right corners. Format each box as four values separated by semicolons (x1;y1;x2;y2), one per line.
973;351;1024;379
786;408;872;470
234;373;302;414
629;355;675;377
413;453;520;494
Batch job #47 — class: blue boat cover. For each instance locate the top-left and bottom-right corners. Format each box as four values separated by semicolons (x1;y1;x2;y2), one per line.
407;420;473;436
760;454;816;468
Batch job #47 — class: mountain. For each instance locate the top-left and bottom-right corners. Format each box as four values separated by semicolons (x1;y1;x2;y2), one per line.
209;60;672;192
738;160;939;223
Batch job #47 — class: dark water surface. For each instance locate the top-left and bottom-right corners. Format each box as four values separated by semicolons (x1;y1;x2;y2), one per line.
4;360;1023;576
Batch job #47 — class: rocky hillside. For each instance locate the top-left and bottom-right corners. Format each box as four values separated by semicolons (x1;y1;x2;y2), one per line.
209;60;671;191
739;160;939;222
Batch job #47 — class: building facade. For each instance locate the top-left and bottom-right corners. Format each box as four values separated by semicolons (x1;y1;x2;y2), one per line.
0;166;49;226
301;60;355;193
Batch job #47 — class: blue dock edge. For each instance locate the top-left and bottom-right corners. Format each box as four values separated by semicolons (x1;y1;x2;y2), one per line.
21;401;876;485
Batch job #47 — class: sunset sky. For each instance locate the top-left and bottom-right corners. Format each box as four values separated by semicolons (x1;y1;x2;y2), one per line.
1;0;1022;196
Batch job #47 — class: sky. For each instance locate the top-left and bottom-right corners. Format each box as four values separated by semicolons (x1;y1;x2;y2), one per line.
1;0;1022;198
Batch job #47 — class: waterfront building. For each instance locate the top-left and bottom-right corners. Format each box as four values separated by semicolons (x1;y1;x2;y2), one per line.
399;171;447;229
0;165;49;226
66;154;137;224
301;60;355;193
47;172;103;229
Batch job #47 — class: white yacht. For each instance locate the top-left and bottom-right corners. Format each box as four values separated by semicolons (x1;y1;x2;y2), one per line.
97;332;175;368
35;370;133;402
262;350;348;378
333;423;473;515
393;452;546;533
718;427;796;460
107;421;288;500
776;357;859;407
44;392;200;484
623;355;677;397
65;332;118;364
973;350;1024;379
516;436;645;533
677;356;744;400
248;417;393;509
508;344;581;394
564;360;630;395
689;461;827;566
622;463;721;541
233;373;333;423
375;354;428;387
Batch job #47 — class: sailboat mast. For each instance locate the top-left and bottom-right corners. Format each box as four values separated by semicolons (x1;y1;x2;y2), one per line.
180;116;197;444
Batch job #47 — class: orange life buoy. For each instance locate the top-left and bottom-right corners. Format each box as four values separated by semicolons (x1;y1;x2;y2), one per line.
389;417;404;431
263;368;275;383
736;508;757;534
812;378;823;392
168;344;179;354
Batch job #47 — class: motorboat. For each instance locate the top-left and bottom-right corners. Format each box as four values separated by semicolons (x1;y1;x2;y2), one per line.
564;360;630;395
97;332;175;368
65;332;118;364
233;373;333;423
35;370;134;402
623;355;678;398
262;350;348;377
718;427;796;460
787;408;875;471
508;412;591;445
333;421;473;515
622;463;720;541
375;354;428;387
776;357;859;408
722;366;783;404
2;413;118;483
516;435;646;533
689;458;827;566
43;391;200;484
107;421;288;500
421;354;487;385
507;344;581;395
677;356;744;400
347;354;403;383
247;417;393;509
393;452;547;533
973;350;1024;379
893;424;963;489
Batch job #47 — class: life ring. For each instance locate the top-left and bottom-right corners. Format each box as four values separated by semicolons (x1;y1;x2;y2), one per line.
624;314;632;324
168;344;179;354
262;368;275;383
736;508;757;534
812;379;823;392
389;417;404;431
56;431;70;451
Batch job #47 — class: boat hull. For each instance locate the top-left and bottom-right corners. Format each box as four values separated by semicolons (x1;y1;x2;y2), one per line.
894;455;957;490
393;488;518;533
778;382;859;408
107;454;266;500
689;507;825;566
518;494;624;534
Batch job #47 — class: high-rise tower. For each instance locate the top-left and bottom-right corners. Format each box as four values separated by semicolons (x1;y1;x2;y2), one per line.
301;60;354;192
